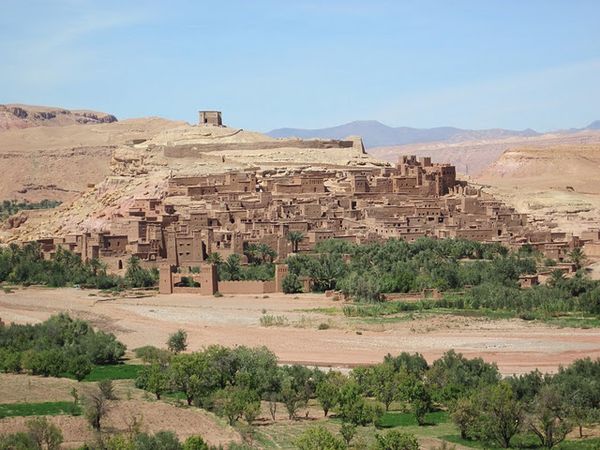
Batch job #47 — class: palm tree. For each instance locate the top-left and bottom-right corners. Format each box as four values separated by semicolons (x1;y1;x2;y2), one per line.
549;269;565;287
244;243;260;264
257;243;277;263
207;252;223;266
287;231;305;253
568;247;586;270
222;254;242;280
88;258;107;277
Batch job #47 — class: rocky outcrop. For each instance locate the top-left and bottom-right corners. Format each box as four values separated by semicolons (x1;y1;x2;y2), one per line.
0;104;117;130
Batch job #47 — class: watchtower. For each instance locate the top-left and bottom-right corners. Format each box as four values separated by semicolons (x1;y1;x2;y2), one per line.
198;111;222;127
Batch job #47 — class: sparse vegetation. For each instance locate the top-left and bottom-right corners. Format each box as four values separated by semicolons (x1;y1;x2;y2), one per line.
259;314;288;327
0;199;62;221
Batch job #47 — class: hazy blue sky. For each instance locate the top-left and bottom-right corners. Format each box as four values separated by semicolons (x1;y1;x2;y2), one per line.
1;0;599;131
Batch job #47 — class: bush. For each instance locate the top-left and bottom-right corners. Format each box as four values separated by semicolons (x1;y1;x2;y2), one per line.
295;425;345;450
134;345;172;365
183;435;209;450
134;431;182;450
282;273;303;294
374;430;420;450
25;417;63;450
167;329;188;354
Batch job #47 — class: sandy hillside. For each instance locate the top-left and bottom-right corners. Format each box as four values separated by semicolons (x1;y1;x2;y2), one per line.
369;130;600;175
0;116;185;203
475;142;600;235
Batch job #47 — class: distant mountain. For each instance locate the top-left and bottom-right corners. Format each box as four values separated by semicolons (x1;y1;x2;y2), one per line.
267;120;540;148
585;120;600;130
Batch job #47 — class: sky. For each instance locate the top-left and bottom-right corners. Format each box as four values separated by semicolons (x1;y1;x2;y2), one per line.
1;0;599;132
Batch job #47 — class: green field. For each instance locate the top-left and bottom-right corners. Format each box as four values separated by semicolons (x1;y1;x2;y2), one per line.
0;401;81;418
377;410;448;428
82;364;143;381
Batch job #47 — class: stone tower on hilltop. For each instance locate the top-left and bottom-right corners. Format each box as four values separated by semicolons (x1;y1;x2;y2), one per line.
198;110;223;127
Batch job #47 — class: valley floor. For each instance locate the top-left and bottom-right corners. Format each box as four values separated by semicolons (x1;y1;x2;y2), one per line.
1;287;600;375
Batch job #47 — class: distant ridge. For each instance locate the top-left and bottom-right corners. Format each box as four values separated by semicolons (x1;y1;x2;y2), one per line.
585;120;600;130
267;120;540;148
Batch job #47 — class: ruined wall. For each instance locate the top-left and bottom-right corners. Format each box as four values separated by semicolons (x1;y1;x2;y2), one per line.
162;139;355;158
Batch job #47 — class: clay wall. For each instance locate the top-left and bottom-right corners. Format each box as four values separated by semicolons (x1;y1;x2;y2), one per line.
218;280;276;294
583;242;600;258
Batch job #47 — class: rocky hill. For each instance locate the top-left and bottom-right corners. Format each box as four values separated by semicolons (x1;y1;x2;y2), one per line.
0;104;117;130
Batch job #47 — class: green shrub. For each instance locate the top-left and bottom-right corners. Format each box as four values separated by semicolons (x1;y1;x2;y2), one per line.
282;273;303;294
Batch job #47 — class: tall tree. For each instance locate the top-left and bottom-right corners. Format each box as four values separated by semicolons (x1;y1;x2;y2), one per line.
287;231;305;253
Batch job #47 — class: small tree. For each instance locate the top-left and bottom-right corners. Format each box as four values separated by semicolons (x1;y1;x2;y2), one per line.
405;379;432;426
98;379;116;400
212;387;258;426
139;363;168;400
295;425;345;450
243;398;261;425
528;386;571;448
316;378;339;417
85;389;109;431
340;422;356;447
167;329;188;354
476;382;522;448
268;392;278;421
373;364;403;411
374;430;420;450
26;417;63;450
451;397;479;440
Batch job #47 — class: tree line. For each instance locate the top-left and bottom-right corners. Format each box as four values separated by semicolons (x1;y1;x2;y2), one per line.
0;243;157;289
0;199;62;221
134;335;600;449
0;314;125;380
282;238;600;317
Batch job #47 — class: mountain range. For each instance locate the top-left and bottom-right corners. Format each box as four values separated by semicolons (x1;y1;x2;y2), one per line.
267;120;599;148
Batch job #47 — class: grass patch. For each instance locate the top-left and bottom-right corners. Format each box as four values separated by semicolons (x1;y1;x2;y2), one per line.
442;433;600;450
296;307;340;315
557;438;600;450
259;314;288;327
83;364;143;381
163;391;187;400
0;401;81;418
541;315;600;329
377;411;448;428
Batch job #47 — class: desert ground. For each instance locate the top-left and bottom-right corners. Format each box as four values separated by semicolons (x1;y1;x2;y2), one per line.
0;374;241;448
2;287;599;376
